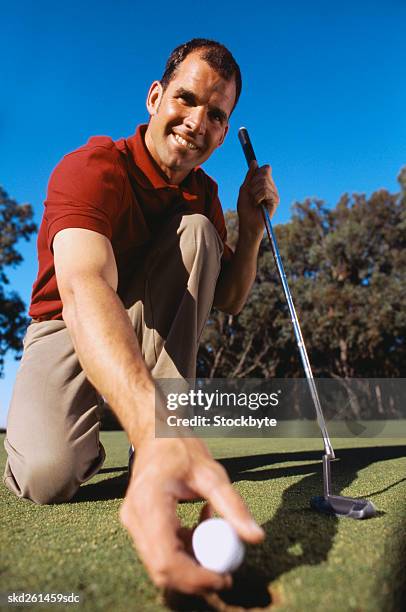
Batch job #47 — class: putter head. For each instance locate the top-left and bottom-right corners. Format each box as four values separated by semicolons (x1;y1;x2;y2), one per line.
311;494;376;519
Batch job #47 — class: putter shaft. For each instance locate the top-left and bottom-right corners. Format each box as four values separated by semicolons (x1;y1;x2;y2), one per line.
238;127;334;459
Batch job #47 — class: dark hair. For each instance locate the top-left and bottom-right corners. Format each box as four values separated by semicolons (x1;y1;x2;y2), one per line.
160;38;242;113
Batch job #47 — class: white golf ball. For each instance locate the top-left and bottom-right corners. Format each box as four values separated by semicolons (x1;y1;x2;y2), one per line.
192;518;245;573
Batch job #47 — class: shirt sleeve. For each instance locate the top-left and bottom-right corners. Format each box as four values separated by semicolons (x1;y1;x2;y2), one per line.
44;139;125;252
204;175;234;263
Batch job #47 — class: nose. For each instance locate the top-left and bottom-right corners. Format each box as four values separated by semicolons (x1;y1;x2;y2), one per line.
184;106;207;135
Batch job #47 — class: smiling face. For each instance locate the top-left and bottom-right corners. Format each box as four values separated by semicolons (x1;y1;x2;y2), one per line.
144;52;237;185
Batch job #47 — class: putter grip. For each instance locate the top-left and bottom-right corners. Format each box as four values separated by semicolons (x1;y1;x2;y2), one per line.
238;127;257;166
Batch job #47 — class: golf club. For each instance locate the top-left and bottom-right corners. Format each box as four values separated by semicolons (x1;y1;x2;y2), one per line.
238;127;376;519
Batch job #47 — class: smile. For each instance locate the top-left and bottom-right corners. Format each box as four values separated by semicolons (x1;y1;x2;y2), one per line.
173;133;198;150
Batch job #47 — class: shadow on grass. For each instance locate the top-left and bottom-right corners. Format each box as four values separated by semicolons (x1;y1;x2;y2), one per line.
98;466;128;475
366;476;406;498
71;472;129;502
68;445;404;609
165;444;405;611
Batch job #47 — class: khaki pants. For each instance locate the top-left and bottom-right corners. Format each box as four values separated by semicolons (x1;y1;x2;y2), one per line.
3;214;223;504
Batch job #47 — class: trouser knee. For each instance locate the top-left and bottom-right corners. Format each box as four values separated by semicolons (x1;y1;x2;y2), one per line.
26;458;79;504
4;441;105;505
178;213;224;271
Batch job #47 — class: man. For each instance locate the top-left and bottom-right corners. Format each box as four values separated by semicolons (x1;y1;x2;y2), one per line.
4;39;279;594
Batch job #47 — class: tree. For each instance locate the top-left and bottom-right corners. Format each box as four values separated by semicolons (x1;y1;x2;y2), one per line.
198;169;406;417
0;187;37;377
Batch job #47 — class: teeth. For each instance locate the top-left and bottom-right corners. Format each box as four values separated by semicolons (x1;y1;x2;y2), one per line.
174;133;197;150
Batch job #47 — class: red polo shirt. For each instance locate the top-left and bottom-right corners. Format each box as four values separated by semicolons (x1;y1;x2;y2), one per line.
29;124;232;321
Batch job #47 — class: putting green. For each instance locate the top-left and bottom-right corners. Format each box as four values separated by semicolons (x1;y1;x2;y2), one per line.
1;429;405;612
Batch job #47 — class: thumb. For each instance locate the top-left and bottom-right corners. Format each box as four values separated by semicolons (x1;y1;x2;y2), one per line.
242;160;258;188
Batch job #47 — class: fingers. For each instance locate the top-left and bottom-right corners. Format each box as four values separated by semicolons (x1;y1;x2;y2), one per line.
251;166;279;204
242;163;280;214
120;486;232;594
199;502;215;523
242;160;258;186
161;549;233;594
208;482;265;544
120;487;179;575
119;439;264;595
194;465;265;545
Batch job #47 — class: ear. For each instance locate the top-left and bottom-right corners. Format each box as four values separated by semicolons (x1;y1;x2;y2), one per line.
146;80;163;116
217;123;229;148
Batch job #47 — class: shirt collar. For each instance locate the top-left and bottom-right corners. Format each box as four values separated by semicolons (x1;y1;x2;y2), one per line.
125;124;199;199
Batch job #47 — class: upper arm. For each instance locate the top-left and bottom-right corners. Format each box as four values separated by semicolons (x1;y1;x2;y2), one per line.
53;228;118;308
45;142;125;254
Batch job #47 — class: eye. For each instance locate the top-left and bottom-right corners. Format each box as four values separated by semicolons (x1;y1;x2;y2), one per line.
177;94;194;106
210;111;224;124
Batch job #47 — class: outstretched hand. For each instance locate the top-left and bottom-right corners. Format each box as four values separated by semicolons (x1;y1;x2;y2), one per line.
120;436;265;594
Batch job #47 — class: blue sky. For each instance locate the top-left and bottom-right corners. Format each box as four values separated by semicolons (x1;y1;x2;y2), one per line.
1;0;405;426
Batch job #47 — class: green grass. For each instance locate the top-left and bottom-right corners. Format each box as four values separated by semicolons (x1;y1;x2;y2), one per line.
1;429;405;612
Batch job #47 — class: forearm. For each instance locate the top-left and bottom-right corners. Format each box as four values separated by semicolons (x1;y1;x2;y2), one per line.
62;276;156;445
214;229;262;315
215;158;279;315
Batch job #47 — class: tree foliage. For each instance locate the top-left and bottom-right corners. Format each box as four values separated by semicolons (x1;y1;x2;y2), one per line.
0;187;37;377
198;170;406;415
